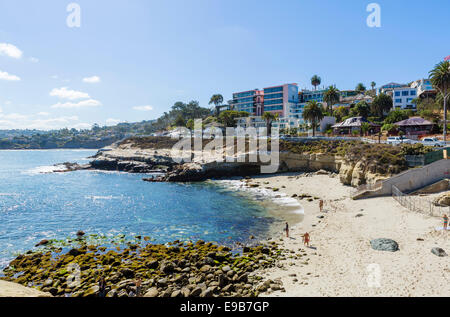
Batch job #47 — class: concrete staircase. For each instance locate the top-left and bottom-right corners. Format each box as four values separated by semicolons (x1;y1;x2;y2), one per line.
352;159;450;199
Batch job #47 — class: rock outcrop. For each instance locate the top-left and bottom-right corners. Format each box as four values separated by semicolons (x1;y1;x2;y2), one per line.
75;138;399;187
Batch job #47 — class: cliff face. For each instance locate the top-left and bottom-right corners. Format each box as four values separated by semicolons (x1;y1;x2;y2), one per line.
88;141;392;187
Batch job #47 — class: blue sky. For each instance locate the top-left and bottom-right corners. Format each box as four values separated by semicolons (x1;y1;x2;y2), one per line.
0;0;449;130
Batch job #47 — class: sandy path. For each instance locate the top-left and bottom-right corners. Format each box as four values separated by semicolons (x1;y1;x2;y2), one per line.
252;173;450;297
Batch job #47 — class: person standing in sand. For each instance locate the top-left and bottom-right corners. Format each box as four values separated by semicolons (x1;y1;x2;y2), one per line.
285;222;289;238
444;214;448;230
302;232;310;247
319;200;324;213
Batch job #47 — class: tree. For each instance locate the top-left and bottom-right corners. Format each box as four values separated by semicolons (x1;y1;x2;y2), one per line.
371;81;376;90
371;93;393;117
429;60;450;141
302;101;324;137
381;123;397;135
174;114;186;127
384;110;409;124
350;101;371;118
333;106;349;122
186;119;194;130
355;83;366;94
360;122;370;136
262;112;279;135
218;110;249;127
311;75;321;91
323;86;340;113
209;94;224;117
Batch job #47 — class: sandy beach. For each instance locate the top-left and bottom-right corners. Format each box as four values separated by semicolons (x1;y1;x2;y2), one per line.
247;173;450;297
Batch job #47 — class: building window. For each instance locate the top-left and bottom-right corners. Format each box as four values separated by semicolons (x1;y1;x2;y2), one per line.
395;99;402;103
402;91;409;96
395;91;400;96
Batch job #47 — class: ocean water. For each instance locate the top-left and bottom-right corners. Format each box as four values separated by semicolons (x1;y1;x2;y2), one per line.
0;150;282;269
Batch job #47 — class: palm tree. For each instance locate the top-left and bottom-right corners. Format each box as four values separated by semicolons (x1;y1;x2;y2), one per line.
356;83;366;94
429;60;450;142
311;75;321;91
262;112;279;135
323;85;340;113
371;81;376;90
302;101;324;137
209;94;224;117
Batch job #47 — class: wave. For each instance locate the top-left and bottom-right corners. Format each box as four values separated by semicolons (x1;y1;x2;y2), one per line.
22;164;68;175
213;179;305;215
85;195;122;201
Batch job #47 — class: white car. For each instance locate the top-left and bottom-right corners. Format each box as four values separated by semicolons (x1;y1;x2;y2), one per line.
421;137;446;147
386;136;415;145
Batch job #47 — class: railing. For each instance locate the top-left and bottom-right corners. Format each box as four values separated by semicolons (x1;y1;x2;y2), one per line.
392;185;449;218
405;147;449;167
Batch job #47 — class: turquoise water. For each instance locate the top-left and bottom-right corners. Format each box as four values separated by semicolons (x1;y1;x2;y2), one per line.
0;150;277;268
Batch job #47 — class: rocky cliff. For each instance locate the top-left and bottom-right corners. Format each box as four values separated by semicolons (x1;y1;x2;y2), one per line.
85;138;396;187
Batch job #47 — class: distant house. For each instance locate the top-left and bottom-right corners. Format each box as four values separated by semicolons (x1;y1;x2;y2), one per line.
332;117;381;135
394;117;434;135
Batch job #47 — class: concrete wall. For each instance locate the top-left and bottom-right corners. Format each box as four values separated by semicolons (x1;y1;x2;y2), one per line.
364;159;450;197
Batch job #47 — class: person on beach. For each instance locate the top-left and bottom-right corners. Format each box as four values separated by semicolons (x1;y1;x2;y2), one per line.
98;276;106;297
302;232;310;247
444;214;448;230
319;200;324;213
285;222;289;238
135;278;142;297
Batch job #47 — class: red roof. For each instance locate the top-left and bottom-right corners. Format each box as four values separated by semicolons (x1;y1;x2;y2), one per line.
394;117;433;126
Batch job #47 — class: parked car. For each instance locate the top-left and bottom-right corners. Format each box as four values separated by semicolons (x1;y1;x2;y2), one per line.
386;136;416;145
421;137;446;147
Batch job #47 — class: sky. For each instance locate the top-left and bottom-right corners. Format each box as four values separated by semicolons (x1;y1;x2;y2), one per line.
0;0;449;130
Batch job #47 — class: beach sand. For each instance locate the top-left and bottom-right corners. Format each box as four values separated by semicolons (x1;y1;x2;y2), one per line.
249;173;450;297
0;280;52;297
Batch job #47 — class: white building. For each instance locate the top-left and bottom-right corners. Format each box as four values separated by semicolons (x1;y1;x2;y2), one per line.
410;78;436;99
392;87;418;110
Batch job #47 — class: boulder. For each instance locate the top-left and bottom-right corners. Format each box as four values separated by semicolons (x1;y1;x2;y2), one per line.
144;287;159;297
35;239;49;247
431;247;447;257
370;238;399;252
435;193;450;207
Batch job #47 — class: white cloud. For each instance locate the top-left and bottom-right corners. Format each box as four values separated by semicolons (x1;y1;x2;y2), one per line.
83;76;101;84
73;123;93;130
49;87;90;100
0;113;28;120
37;112;50;116
51;99;102;109
0;70;21;81
29;57;39;63
106;118;122;125
0;43;23;59
0;113;82;130
133;105;153;111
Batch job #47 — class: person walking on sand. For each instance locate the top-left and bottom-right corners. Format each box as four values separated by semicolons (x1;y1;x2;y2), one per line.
302;232;310;247
285;222;289;238
444;214;448;231
98;276;106;297
319;200;324;213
